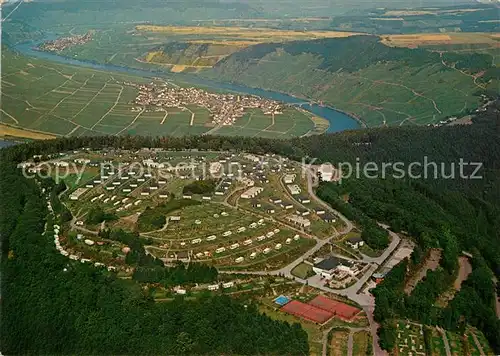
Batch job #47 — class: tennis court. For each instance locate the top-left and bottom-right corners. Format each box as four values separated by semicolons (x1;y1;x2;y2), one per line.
308;295;361;320
281;300;334;324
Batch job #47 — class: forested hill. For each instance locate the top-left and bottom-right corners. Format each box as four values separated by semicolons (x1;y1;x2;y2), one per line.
216;36;493;74
1;99;499;353
0;144;309;354
205;36;499;127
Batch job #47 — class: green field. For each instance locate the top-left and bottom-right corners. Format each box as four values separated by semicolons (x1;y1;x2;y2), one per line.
291;262;314;279
207;36;498;127
1;50;316;139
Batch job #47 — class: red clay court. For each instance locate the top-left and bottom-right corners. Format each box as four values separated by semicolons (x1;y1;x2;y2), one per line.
281;300;334;324
308;295;361;320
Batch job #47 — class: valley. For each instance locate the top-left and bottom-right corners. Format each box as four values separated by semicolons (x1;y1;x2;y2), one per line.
1;0;499;355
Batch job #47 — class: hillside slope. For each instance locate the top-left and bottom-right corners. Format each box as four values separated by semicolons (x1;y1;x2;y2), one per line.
205;36;498;127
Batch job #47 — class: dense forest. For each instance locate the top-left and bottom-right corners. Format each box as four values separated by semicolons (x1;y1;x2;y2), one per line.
1;99;498;353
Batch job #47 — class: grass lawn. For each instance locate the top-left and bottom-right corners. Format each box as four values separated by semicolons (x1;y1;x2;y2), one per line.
328;328;349;356
291;262;314;279
352;330;371;356
60;170;99;190
359;244;383;258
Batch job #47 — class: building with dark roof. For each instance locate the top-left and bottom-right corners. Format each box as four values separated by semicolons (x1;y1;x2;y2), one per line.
321;213;337;223
312;257;352;279
346;235;364;249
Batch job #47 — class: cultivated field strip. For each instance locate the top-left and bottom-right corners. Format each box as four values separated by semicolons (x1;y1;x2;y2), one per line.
2;50;317;138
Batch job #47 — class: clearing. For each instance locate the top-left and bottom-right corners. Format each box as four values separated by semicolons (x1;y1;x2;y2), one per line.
404;248;441;295
436;256;473;307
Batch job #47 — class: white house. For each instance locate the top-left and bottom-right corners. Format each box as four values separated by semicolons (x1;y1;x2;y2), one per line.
346;236;364;249
286;215;311;228
241;186;264;199
312;257;354;279
287;184;301;195
318;163;340;182
283;173;296;184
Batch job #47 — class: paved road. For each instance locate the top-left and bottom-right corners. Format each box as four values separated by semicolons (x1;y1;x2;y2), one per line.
359;229;401;265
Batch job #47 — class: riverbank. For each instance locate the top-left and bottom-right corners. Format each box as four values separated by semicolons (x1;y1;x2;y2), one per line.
0;123;57;141
12;40;361;134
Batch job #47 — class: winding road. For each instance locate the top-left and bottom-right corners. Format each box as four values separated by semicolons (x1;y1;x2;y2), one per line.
63;158;401;355
220;164;402;355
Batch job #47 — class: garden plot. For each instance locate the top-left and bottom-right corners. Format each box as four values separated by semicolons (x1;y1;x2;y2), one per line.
396;321;426;356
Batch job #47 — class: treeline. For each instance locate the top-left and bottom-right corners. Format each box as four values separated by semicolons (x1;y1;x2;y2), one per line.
373;252;500;352
137;206;166;231
316;184;390;250
216;36;494;74
133;262;218;286
0;148;310;355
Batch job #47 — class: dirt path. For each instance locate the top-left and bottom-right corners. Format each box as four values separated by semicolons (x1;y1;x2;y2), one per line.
0;109;20;124
321;328;330;356
454;257;472;290
160;110;169;124
349;73;443;115
437;256;472;307
91;85;124;130
439;52;486;91
347;331;354;356
115;107;144;135
405;248;441;294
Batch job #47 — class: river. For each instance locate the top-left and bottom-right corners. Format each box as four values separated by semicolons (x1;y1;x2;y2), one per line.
13;39;361;133
0;139;18;149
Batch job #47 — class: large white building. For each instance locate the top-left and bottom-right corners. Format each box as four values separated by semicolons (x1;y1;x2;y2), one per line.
287;184;301;195
313;257;353;279
69;188;88;201
318;163;340;182
283;174;296;184
286;214;311;228
241;186;264;199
